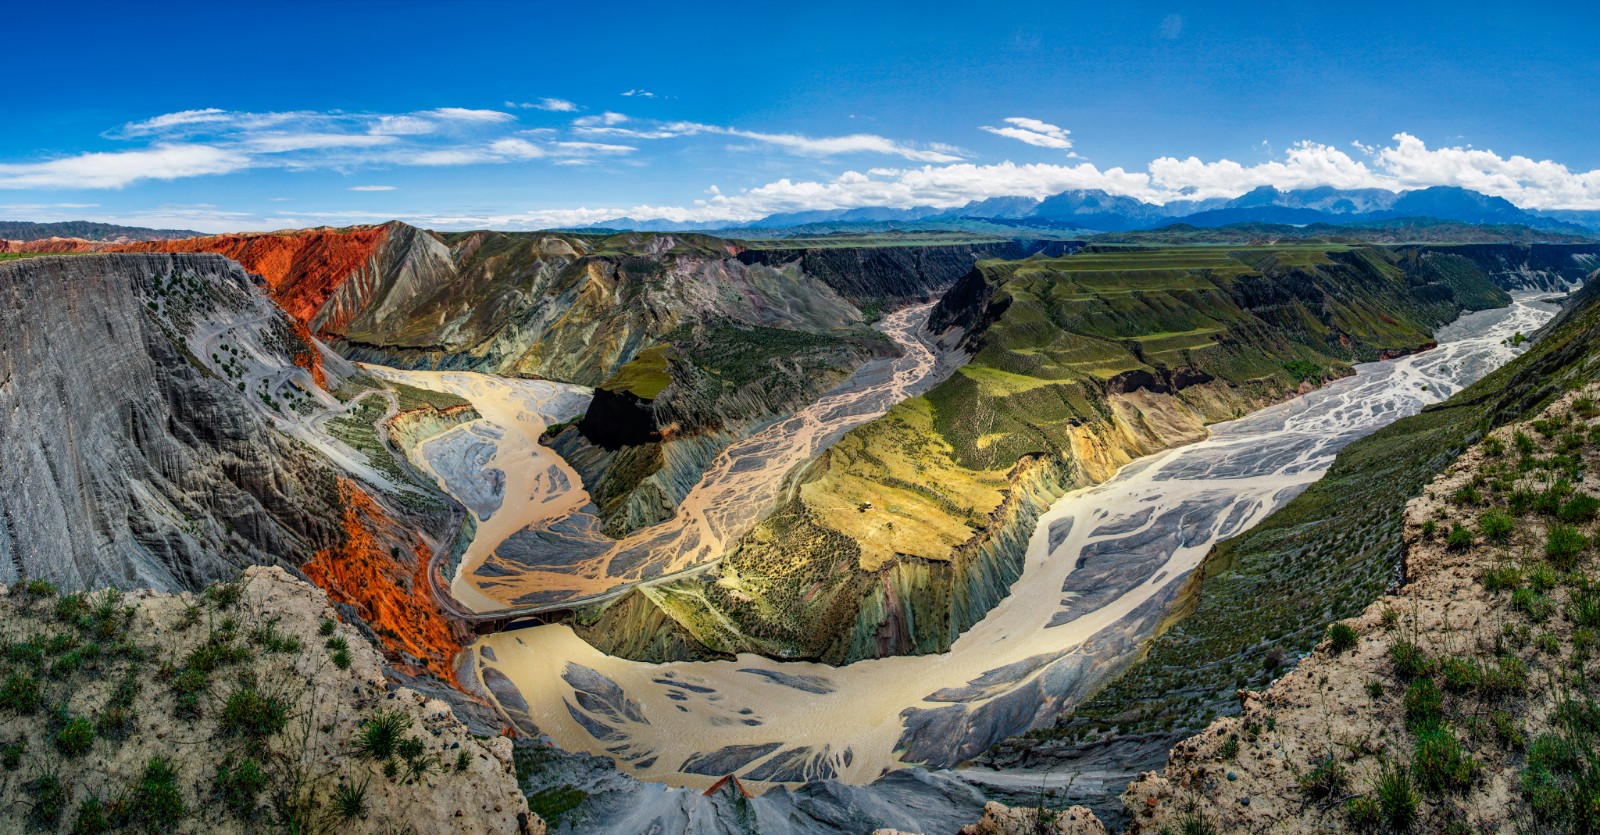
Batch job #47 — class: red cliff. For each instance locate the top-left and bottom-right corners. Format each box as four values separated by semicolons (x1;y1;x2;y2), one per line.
112;225;390;324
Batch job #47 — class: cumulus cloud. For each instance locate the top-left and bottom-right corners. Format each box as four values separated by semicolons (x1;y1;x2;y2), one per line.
422;107;514;123
981;117;1075;152
338;133;1600;229
0;144;251;189
573;116;962;162
506;98;578;112
574;112;630;127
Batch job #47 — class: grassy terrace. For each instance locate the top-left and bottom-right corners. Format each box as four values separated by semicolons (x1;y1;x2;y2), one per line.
734;232;1017;250
606;242;1503;664
1031;279;1600;751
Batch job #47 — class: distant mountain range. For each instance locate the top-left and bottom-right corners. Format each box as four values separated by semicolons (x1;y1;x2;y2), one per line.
577;186;1600;236
0;219;199;242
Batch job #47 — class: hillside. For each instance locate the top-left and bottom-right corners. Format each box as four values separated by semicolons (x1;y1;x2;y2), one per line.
1124;382;1600;833
0;566;537;834
0;253;474;678
1012;272;1600;772
573;243;1523;666
0;220;198;242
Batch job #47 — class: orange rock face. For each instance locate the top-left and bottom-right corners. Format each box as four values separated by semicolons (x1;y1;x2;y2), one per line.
0;237;103;253
112;225;389;325
302;477;466;681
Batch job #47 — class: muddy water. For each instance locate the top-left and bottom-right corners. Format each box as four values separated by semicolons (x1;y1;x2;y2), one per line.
471;295;1557;789
368;302;945;613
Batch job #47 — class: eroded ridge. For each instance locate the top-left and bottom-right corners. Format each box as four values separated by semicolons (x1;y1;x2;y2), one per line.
372;302;946;613
472;295;1555;789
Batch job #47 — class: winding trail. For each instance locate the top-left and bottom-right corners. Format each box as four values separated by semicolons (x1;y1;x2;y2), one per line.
469;295;1558;790
368;302;946;614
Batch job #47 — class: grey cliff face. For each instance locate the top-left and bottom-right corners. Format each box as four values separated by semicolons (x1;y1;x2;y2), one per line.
0;253;344;591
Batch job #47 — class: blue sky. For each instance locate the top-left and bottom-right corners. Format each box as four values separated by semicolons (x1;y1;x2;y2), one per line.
3;1;1598;232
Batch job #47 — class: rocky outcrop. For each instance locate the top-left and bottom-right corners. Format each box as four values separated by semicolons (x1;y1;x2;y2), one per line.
582;243;1516;667
0;253;467;674
110;224;392;324
0;565;538;834
737;239;1078;302
1121;385;1600;834
0;254;347;590
1399;241;1600;291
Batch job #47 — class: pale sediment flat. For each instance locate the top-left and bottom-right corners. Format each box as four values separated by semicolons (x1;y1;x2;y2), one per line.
370;302;946;613
472;294;1558;790
360;366;593;613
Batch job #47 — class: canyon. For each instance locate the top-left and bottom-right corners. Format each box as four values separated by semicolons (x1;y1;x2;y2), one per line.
1;224;1595;834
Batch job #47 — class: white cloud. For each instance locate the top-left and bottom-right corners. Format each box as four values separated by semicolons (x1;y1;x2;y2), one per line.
1158;14;1184;40
241;133;399;153
574;112;630;128
549;141;636;155
506;98;579;112
573;117;961;162
621;89;657;98
348;185;397;191
722;129;963;163
0;144;250;189
422;107;514;123
981;117;1074;152
369;115;437;136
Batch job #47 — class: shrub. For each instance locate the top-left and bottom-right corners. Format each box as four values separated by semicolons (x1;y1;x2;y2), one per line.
1374;760;1419;831
1346;795;1382;830
55;592;89;623
1560;494;1600;523
1479;510;1515;543
126;756;186;829
1529;564;1559;592
25;579;59;598
26;772;69;830
1445;524;1474;550
1327;622;1359;654
219;686;291;741
1403;679;1444;731
1568;588;1600;628
1513;588;1557;622
1366;679;1385;699
454;750;472;772
1536;486;1570;516
0;672;42;714
1479;564;1521;591
204;581;243;609
1390;639;1435;680
332;778;369;821
1451;485;1481;506
214;757;267;818
71;795;110;835
2;740;23;769
1300;755;1349;800
1483;436;1507;456
1546;525;1588;571
251;622;302;654
55;716;95;756
1480;655;1528;697
1440;657;1480;692
1413;725;1479;794
356;710;412;761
